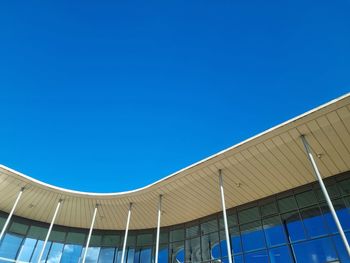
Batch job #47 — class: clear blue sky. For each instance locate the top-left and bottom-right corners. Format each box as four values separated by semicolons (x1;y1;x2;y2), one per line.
0;1;349;192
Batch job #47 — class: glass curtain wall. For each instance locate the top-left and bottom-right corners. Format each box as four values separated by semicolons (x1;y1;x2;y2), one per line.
0;174;349;263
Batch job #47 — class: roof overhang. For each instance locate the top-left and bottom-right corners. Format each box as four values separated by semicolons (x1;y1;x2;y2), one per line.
1;93;350;230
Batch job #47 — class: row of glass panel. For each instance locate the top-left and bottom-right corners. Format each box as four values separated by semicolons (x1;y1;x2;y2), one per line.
0;174;349;262
1;228;349;262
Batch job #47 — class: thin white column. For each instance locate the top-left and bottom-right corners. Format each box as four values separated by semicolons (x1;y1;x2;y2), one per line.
121;203;132;263
0;187;24;241
219;170;234;263
301;135;350;256
82;205;98;263
155;195;162;263
37;199;62;263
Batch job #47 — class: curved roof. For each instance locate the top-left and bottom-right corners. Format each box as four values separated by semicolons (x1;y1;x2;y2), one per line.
1;93;350;230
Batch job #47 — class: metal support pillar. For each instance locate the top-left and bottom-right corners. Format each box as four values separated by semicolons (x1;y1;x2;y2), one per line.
219;170;234;263
155;195;162;263
0;187;24;241
301;135;350;256
121;203;132;263
37;199;62;263
82;205;98;263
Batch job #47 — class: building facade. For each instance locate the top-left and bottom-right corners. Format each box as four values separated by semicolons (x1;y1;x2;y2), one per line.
0;94;350;263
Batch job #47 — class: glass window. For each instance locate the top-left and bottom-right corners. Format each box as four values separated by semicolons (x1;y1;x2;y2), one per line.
102;235;120;247
295;190;317;208
320;202;339;234
61;244;83;263
228;213;238;226
211;240;221;260
90;235;102;247
293;237;339;263
320;197;350;233
125;235;136;247
337;196;350;230
115;249;123;263
263;216;287;247
39;244;52;263
170;229;184;242
134;248;140;263
268;246;293;263
201;232;220;261
186;225;199;239
343;194;350;207
240;221;266;252
46;242;64;263
185;237;201;262
82;247;101;263
66;232;86;245
219;236;228;259
338;178;350;196
31;240;51;262
27;225;47;240
170;241;184;263
0;233;23;260
332;233;350;263
281;212;306;242
159;231;168;244
50;229;66;243
201;219;218;235
244;249;268;263
137;234;153;246
315;183;340;201
158;245;168;263
261;201;278;217
230;228;242;254
321;197;350;233
219;213;237;229
278;196;297;213
16;237;37;262
300;206;328;238
98;247;115;263
127;248;135;263
0;214;6;230
139;247;151;263
9;221;28;235
234;254;244;263
238;207;260;224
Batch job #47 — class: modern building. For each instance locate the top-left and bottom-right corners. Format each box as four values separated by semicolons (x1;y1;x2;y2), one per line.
0;93;350;263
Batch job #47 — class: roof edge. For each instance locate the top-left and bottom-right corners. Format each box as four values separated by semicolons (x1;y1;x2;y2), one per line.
1;92;349;197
